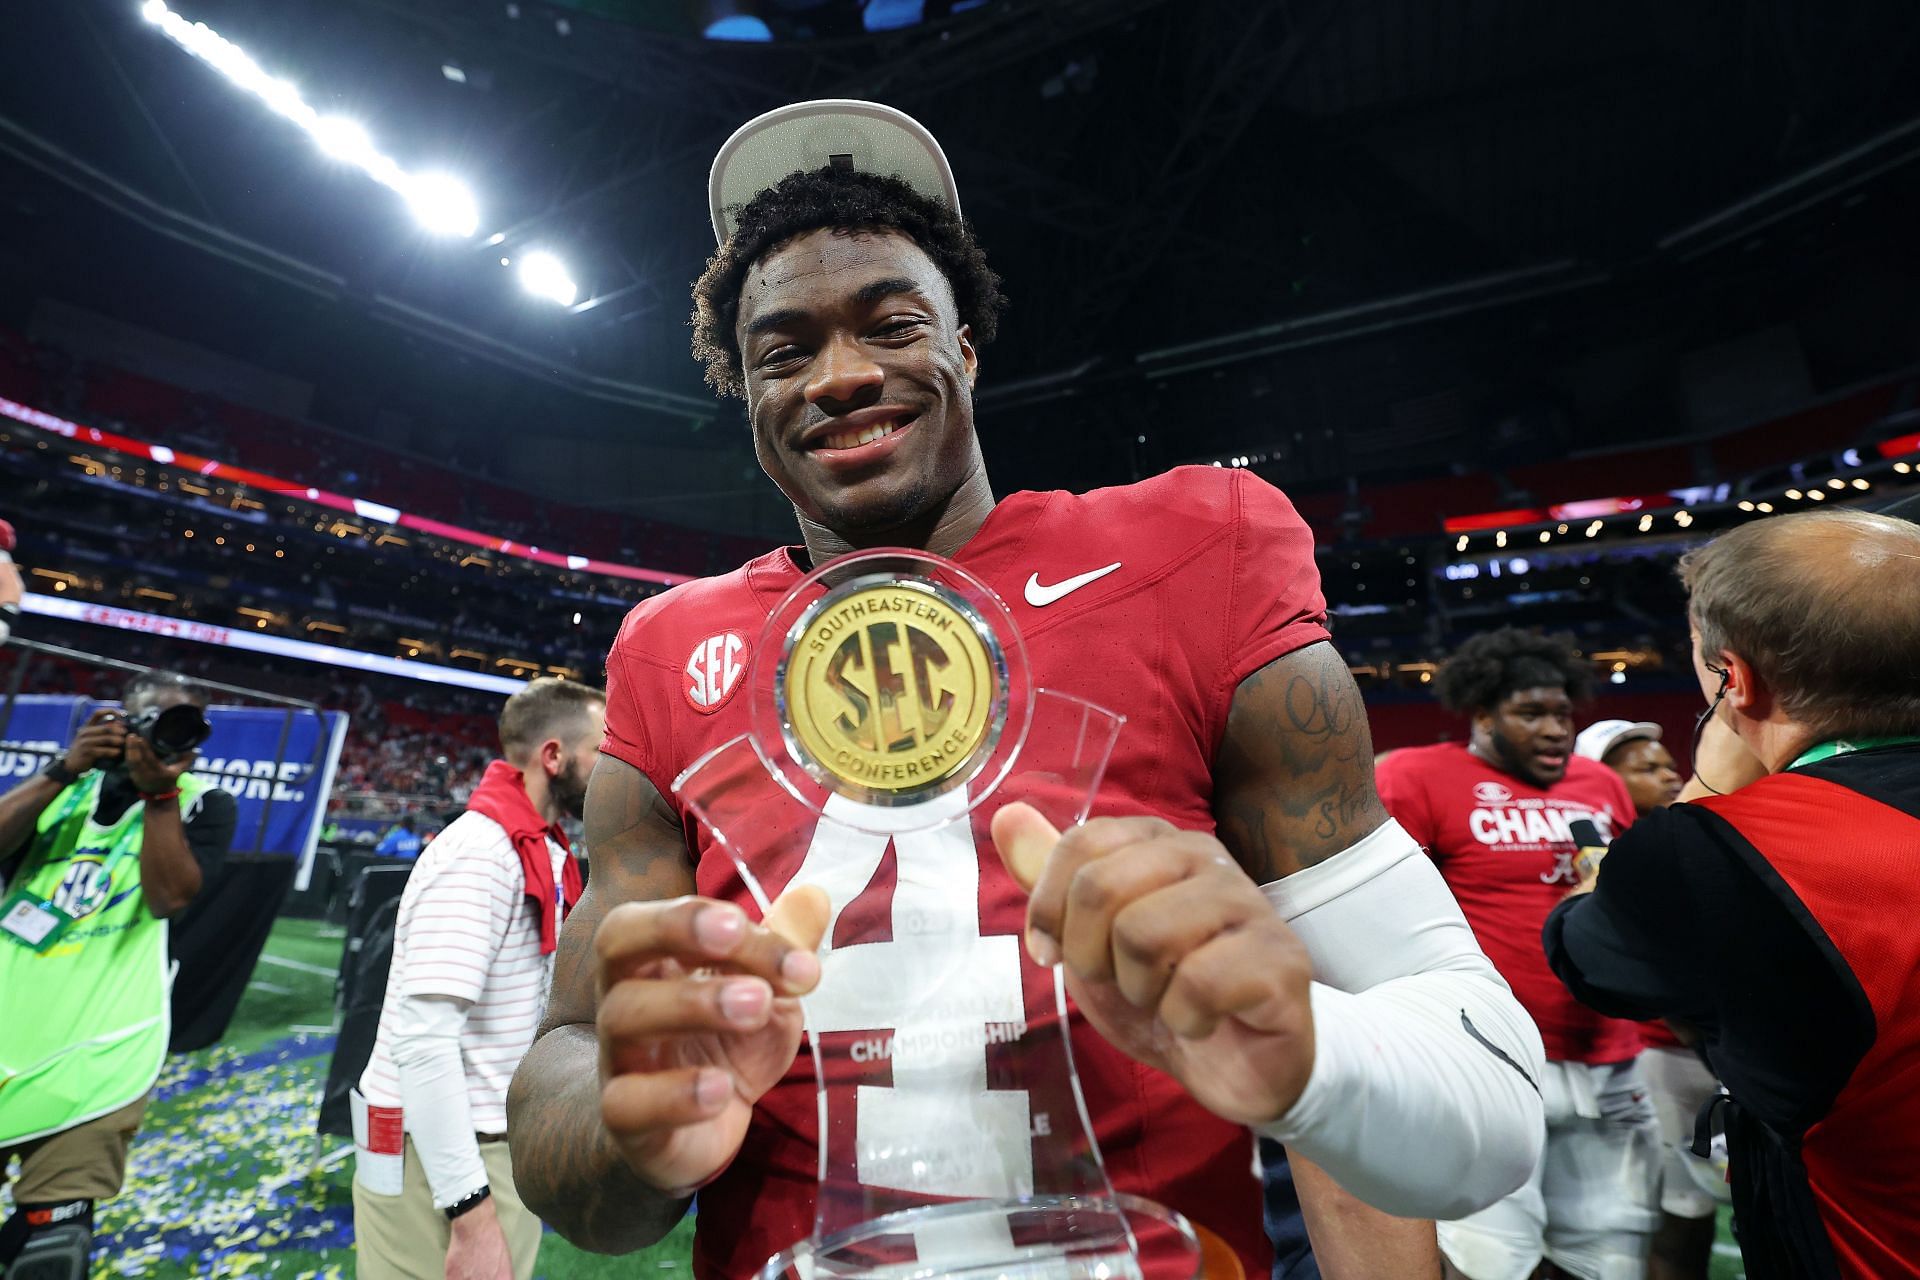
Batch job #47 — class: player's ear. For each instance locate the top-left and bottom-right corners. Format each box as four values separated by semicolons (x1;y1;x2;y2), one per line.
956;323;977;391
1722;651;1766;716
540;736;564;779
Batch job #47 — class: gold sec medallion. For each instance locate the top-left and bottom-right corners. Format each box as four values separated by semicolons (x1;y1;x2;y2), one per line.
780;578;1003;800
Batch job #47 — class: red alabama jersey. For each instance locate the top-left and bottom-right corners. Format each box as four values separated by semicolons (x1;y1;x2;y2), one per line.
1376;743;1642;1064
601;466;1327;1278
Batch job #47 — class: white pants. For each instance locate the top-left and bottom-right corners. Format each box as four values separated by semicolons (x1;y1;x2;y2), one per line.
1641;1045;1728;1219
1438;1058;1662;1280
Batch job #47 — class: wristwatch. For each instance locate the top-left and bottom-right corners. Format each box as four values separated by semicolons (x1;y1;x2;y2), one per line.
40;758;80;788
445;1185;491;1221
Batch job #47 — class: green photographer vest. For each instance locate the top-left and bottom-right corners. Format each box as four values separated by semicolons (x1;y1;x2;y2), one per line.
0;771;212;1145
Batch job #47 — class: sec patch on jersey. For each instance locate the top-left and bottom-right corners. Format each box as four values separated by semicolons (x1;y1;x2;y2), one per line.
685;630;750;713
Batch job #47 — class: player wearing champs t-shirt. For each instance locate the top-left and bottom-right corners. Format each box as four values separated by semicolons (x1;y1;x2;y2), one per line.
1376;628;1661;1280
507;101;1547;1280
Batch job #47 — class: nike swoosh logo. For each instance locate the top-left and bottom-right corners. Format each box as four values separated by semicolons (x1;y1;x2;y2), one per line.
1024;561;1122;607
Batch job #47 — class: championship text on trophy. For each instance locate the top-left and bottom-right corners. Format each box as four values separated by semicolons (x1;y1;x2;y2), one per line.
674;550;1205;1279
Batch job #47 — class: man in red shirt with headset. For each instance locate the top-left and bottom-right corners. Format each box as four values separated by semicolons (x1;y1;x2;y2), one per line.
1549;506;1920;1279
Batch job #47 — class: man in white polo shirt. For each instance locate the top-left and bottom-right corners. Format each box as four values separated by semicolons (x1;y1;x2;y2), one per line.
353;677;605;1280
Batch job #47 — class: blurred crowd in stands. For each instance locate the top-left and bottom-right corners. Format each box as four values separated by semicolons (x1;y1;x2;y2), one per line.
4;324;1918;843
2;646;498;821
0;327;769;578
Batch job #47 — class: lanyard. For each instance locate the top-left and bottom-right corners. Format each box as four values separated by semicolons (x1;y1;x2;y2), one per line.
1788;735;1920;771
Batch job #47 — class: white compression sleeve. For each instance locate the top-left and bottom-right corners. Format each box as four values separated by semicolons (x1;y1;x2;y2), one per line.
392;992;489;1209
1255;819;1546;1220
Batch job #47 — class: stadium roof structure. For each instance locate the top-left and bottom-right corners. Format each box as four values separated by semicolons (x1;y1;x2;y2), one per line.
1;0;1918;527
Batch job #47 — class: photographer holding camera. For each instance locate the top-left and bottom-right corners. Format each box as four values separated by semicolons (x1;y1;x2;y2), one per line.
0;671;236;1279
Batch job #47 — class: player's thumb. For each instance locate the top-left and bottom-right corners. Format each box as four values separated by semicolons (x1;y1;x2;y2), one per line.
992;801;1061;894
764;883;830;954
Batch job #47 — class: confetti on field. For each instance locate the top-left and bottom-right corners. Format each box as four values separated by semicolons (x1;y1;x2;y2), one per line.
65;1034;360;1277
1;919;713;1278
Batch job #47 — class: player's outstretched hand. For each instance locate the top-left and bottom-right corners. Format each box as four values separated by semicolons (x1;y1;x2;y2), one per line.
993;802;1316;1128
594;885;828;1196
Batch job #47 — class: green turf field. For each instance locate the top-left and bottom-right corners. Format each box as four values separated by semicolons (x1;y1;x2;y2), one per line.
5;916;1748;1277
4;917;693;1278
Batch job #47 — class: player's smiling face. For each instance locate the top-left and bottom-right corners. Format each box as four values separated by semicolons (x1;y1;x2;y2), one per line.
735;227;978;536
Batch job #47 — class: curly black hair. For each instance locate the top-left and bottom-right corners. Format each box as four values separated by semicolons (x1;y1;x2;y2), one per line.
1434;627;1594;715
691;165;1006;398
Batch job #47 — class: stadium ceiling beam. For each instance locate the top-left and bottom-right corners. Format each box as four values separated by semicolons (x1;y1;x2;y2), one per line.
788;0;1171;104
336;0;776;129
1068;0;1338;334
61;2;218;224
960;150;1139;244
463;0;1176;249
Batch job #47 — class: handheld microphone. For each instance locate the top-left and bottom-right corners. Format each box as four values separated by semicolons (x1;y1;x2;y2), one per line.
1569;817;1609;881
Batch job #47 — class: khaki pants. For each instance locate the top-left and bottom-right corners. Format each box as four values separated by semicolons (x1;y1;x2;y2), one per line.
0;1095;149;1203
352;1138;542;1280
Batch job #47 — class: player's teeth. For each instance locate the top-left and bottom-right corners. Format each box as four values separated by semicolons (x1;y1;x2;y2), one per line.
823;421;899;450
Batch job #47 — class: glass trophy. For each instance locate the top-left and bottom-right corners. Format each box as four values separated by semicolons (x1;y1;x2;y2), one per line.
674;550;1206;1279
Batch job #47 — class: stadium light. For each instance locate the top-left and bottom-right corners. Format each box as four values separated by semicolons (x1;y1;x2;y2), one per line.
313;115;375;165
1756;502;1774;512
1852;478;1871;491
139;1;481;238
1896;461;1913;474
1808;488;1826;501
1737;500;1755;512
518;251;578;306
1784;488;1802;500
1455;534;1469;552
407;173;481;238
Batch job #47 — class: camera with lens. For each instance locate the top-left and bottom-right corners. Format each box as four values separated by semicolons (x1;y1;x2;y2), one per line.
123;703;213;761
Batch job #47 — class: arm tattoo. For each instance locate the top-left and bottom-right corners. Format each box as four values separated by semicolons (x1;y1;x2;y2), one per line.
1214;642;1389;881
